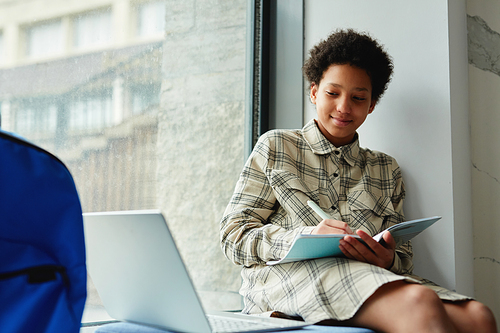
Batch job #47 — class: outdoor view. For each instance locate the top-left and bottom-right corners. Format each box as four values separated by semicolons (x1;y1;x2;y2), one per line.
0;0;247;322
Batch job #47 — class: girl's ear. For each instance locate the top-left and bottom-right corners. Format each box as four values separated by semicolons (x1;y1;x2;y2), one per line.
310;83;318;104
368;100;377;114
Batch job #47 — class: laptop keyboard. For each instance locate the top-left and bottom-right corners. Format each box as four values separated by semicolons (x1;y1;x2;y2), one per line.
207;314;297;333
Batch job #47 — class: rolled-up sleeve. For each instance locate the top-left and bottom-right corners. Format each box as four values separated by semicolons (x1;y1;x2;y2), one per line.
220;134;311;267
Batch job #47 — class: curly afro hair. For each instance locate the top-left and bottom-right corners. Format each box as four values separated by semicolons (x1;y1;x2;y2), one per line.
303;29;393;103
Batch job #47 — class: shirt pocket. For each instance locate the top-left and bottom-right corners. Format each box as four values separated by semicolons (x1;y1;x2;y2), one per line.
347;190;395;235
269;170;320;213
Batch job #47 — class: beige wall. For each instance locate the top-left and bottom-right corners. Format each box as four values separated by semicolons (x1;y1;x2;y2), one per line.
467;1;500;329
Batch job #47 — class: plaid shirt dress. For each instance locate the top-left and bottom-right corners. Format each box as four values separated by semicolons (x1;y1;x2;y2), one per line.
220;119;469;323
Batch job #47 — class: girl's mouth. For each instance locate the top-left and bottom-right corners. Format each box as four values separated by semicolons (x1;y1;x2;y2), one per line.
332;117;352;127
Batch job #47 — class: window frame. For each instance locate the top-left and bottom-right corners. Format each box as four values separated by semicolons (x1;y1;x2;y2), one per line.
245;0;304;158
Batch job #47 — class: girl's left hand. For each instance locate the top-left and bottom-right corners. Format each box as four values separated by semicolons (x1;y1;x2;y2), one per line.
338;230;396;269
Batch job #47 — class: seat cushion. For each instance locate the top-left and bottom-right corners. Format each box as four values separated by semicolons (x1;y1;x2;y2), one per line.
95;321;376;333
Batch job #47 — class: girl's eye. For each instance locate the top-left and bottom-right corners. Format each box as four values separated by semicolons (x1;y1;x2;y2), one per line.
353;96;366;101
326;91;337;96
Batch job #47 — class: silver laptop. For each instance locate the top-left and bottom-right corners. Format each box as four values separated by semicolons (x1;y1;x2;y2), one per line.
83;210;308;333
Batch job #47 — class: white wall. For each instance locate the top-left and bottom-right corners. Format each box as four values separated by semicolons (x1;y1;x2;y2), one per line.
303;0;473;295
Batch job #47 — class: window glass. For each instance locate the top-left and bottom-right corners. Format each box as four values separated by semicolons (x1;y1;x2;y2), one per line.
0;0;246;324
25;19;64;59
15;99;57;134
136;1;166;38
130;83;160;115
0;31;4;64
73;9;112;50
68;94;112;131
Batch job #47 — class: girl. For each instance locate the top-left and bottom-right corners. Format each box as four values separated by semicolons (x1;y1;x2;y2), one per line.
220;29;496;333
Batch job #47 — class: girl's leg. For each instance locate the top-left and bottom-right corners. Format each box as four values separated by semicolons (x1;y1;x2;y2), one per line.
443;300;497;333
342;281;457;333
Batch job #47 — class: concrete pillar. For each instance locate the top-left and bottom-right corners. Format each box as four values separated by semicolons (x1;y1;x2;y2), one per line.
157;0;247;310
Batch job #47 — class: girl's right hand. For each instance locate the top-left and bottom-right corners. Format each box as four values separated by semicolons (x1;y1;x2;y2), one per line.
311;219;355;235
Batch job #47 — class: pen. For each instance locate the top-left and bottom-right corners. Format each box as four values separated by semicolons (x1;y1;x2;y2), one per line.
307;200;332;220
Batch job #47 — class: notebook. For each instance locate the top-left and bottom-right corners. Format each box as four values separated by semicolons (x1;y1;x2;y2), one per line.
267;216;442;265
83;210;308;333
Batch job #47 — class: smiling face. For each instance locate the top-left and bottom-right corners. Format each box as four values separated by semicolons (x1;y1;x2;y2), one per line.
311;64;376;147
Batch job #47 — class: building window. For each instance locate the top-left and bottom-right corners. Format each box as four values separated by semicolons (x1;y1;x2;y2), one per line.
73;9;112;51
69;95;112;131
136;1;166;38
0;31;4;65
15;101;58;134
131;84;160;115
25;19;64;59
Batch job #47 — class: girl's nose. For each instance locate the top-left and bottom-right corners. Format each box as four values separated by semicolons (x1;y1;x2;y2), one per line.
336;96;352;113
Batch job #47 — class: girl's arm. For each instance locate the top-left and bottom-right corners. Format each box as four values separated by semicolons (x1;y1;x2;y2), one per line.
220;134;314;267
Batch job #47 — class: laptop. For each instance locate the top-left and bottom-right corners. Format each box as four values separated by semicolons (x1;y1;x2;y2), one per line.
83;210;308;333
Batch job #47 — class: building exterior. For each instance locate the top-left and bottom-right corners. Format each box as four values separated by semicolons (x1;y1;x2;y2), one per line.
0;0;165;212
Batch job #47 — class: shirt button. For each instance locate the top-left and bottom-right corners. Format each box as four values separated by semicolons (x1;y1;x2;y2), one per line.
334;150;340;155
333;173;339;177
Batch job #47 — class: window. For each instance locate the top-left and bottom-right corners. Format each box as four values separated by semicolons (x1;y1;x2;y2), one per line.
25;19;64;59
0;31;4;65
15;99;58;134
130;84;160;115
69;94;113;131
136;1;166;38
73;9;112;51
0;0;247;324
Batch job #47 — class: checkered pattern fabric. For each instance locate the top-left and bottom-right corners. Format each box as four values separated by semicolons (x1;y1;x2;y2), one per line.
220;119;469;322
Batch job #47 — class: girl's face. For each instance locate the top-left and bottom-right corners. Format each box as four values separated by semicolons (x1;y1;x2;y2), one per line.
310;64;376;147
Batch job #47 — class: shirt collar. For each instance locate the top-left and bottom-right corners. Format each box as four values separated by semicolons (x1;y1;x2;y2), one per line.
302;119;360;166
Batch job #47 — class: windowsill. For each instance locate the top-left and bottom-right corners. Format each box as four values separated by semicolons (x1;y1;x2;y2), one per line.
81;303;114;324
79;293;243;332
81;322;117;333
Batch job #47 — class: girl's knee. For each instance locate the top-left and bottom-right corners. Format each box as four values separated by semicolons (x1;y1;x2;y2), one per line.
466;301;497;332
359;283;454;332
402;284;442;308
375;282;442;310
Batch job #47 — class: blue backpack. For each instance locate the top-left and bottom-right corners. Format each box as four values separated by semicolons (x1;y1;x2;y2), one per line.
0;129;87;332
